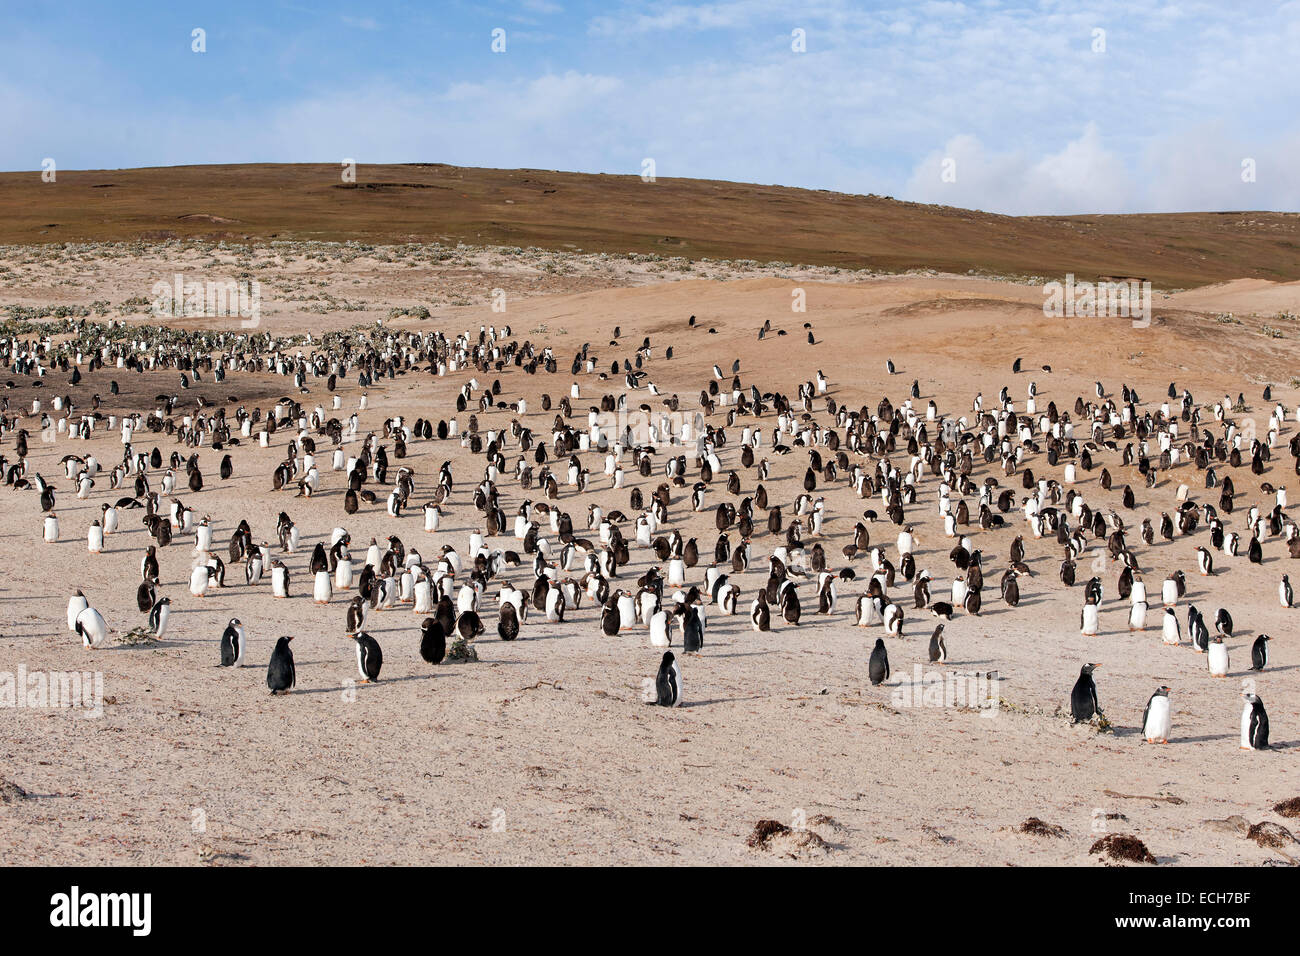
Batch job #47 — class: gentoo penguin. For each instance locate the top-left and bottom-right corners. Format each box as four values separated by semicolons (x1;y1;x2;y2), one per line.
1142;686;1172;743
655;651;682;707
219;618;246;667
682;605;704;654
1128;598;1147;632
928;623;947;663
782;587;802;625
267;636;296;695
498;602;520;641
1281;575;1294;608
419;617;447;664
1069;663;1102;723
1196;546;1214;576
649;608;672;647
314;569;333;604
346;595;367;635
149;596;171;638
1080;599;1100;637
1240;693;1269;751
1188;607;1209;653
1214;607;1234;638
1250;634;1270;671
750;591;771;631
75;605;108;649
868;638;890;686
601;601;621;636
271;560;291;598
353;631;383;683
67;590;89;632
1161;607;1181;645
1207;636;1230;677
189;563;211;598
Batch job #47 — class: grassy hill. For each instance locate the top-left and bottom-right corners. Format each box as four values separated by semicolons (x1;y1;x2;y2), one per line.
2;162;1297;287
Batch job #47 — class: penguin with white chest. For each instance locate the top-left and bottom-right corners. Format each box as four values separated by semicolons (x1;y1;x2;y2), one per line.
1207;636;1230;677
1240;692;1269;750
67;590;89;632
928;623;947;663
353;631;383;683
75;605;108;649
149;596;171;638
1161;607;1180;645
271;560;291;598
1142;686;1172;743
1080;598;1100;637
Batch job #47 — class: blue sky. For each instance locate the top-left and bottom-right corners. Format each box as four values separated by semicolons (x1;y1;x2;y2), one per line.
2;0;1298;214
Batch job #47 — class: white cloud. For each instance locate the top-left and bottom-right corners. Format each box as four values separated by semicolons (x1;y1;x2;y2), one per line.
0;0;1297;214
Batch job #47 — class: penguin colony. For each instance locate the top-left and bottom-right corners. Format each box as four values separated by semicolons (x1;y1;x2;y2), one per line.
7;316;1290;752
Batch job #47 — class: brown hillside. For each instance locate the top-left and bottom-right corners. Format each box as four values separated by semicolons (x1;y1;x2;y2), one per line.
1;163;1297;286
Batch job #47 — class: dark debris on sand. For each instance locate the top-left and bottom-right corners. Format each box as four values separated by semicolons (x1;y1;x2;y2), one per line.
1248;821;1298;850
1018;817;1067;838
745;818;833;858
0;780;30;804
746;819;790;848
1272;797;1300;818
1089;833;1157;865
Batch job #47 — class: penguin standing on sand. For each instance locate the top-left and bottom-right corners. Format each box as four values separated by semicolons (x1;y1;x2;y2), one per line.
655;651;682;707
1281;575;1293;608
1080;597;1100;636
1208;636;1230;677
75;605;108;649
67;590;89;632
1161;607;1181;645
928;623;947;663
148;596;170;638
498;602;520;641
419;617;446;664
682;605;704;654
868;638;890;686
267;636;296;695
353;631;383;683
1251;633;1270;671
1069;663;1102;723
1188;607;1209;652
1142;686;1172;743
1240;692;1269;750
219;618;246;667
346;595;368;636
